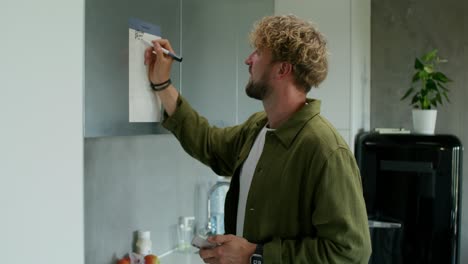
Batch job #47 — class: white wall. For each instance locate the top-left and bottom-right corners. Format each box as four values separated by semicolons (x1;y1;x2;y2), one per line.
0;1;84;263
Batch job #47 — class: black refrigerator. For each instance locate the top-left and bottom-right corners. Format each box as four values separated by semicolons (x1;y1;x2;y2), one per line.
355;133;463;264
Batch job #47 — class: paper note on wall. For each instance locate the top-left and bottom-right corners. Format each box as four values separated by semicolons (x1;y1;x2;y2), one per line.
129;18;162;122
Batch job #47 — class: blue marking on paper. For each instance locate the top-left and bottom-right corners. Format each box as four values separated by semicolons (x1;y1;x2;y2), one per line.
129;18;161;36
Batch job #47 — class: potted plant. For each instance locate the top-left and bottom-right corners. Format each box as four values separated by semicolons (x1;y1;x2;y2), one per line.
400;49;452;134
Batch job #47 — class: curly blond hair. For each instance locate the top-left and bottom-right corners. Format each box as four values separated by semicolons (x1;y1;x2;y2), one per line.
249;15;328;92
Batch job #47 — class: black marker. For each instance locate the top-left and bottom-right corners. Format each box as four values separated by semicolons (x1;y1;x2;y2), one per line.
142;39;183;62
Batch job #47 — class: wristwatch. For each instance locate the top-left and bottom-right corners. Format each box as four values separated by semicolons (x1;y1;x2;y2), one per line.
250;244;263;264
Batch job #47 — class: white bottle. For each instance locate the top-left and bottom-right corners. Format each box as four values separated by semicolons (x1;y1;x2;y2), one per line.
136;231;152;256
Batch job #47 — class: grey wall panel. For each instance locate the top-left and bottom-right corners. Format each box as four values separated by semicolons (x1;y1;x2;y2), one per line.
371;0;466;129
85;0;181;137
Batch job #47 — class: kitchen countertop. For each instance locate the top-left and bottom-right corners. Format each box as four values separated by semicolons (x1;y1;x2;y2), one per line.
159;249;204;264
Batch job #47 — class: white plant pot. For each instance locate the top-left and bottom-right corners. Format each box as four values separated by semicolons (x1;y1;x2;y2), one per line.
412;109;437;134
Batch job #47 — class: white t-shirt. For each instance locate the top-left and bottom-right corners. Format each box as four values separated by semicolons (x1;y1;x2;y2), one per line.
236;125;274;236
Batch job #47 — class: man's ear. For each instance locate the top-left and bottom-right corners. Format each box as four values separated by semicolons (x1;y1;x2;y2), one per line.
277;62;293;78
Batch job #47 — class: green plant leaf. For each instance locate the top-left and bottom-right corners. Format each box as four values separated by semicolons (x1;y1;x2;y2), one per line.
426;79;437;91
422;49;438;62
414;58;424;70
433;72;450;83
443;91;451;103
412;72;420;83
438;58;448;63
401;87;415;100
419;70;429;80
436;93;442;105
438;83;449;91
411;94;420;105
421;88;428;97
424;65;434;73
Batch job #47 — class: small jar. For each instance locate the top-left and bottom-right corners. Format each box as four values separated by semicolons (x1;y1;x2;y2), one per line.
136;231;152;256
177;216;195;252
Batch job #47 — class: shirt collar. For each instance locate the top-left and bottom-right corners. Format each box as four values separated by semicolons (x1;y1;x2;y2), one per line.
256;98;321;149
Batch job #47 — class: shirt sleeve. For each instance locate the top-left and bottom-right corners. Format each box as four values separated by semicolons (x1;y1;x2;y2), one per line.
263;147;372;263
162;95;247;176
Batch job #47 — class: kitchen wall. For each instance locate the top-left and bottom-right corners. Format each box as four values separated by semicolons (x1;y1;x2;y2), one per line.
371;0;468;261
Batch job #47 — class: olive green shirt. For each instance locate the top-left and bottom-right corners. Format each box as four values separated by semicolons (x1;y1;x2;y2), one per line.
163;96;371;263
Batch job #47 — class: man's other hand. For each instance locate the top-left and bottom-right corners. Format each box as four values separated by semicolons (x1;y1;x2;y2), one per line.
199;234;257;264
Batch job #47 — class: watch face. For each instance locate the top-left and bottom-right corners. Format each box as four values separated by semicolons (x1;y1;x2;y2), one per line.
250;254;263;264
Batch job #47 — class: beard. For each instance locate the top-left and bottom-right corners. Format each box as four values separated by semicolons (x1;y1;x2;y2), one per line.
245;73;272;100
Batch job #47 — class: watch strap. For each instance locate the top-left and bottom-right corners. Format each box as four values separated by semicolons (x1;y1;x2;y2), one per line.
255;244;264;256
250;244;264;264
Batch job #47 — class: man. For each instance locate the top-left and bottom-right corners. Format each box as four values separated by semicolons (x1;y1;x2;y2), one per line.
145;15;371;264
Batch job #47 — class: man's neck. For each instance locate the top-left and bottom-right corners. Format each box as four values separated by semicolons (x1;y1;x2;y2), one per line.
262;85;306;129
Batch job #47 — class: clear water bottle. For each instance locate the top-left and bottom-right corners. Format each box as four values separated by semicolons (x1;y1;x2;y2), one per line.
209;182;229;234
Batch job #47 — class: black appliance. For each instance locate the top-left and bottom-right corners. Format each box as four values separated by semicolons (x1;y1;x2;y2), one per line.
355;133;463;264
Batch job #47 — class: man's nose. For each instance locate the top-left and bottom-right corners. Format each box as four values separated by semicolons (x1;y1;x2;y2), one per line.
245;52;253;65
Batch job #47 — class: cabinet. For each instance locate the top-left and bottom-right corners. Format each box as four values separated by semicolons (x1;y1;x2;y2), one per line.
84;0;181;137
275;0;370;148
84;0;273;136
181;0;274;127
181;0;238;127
